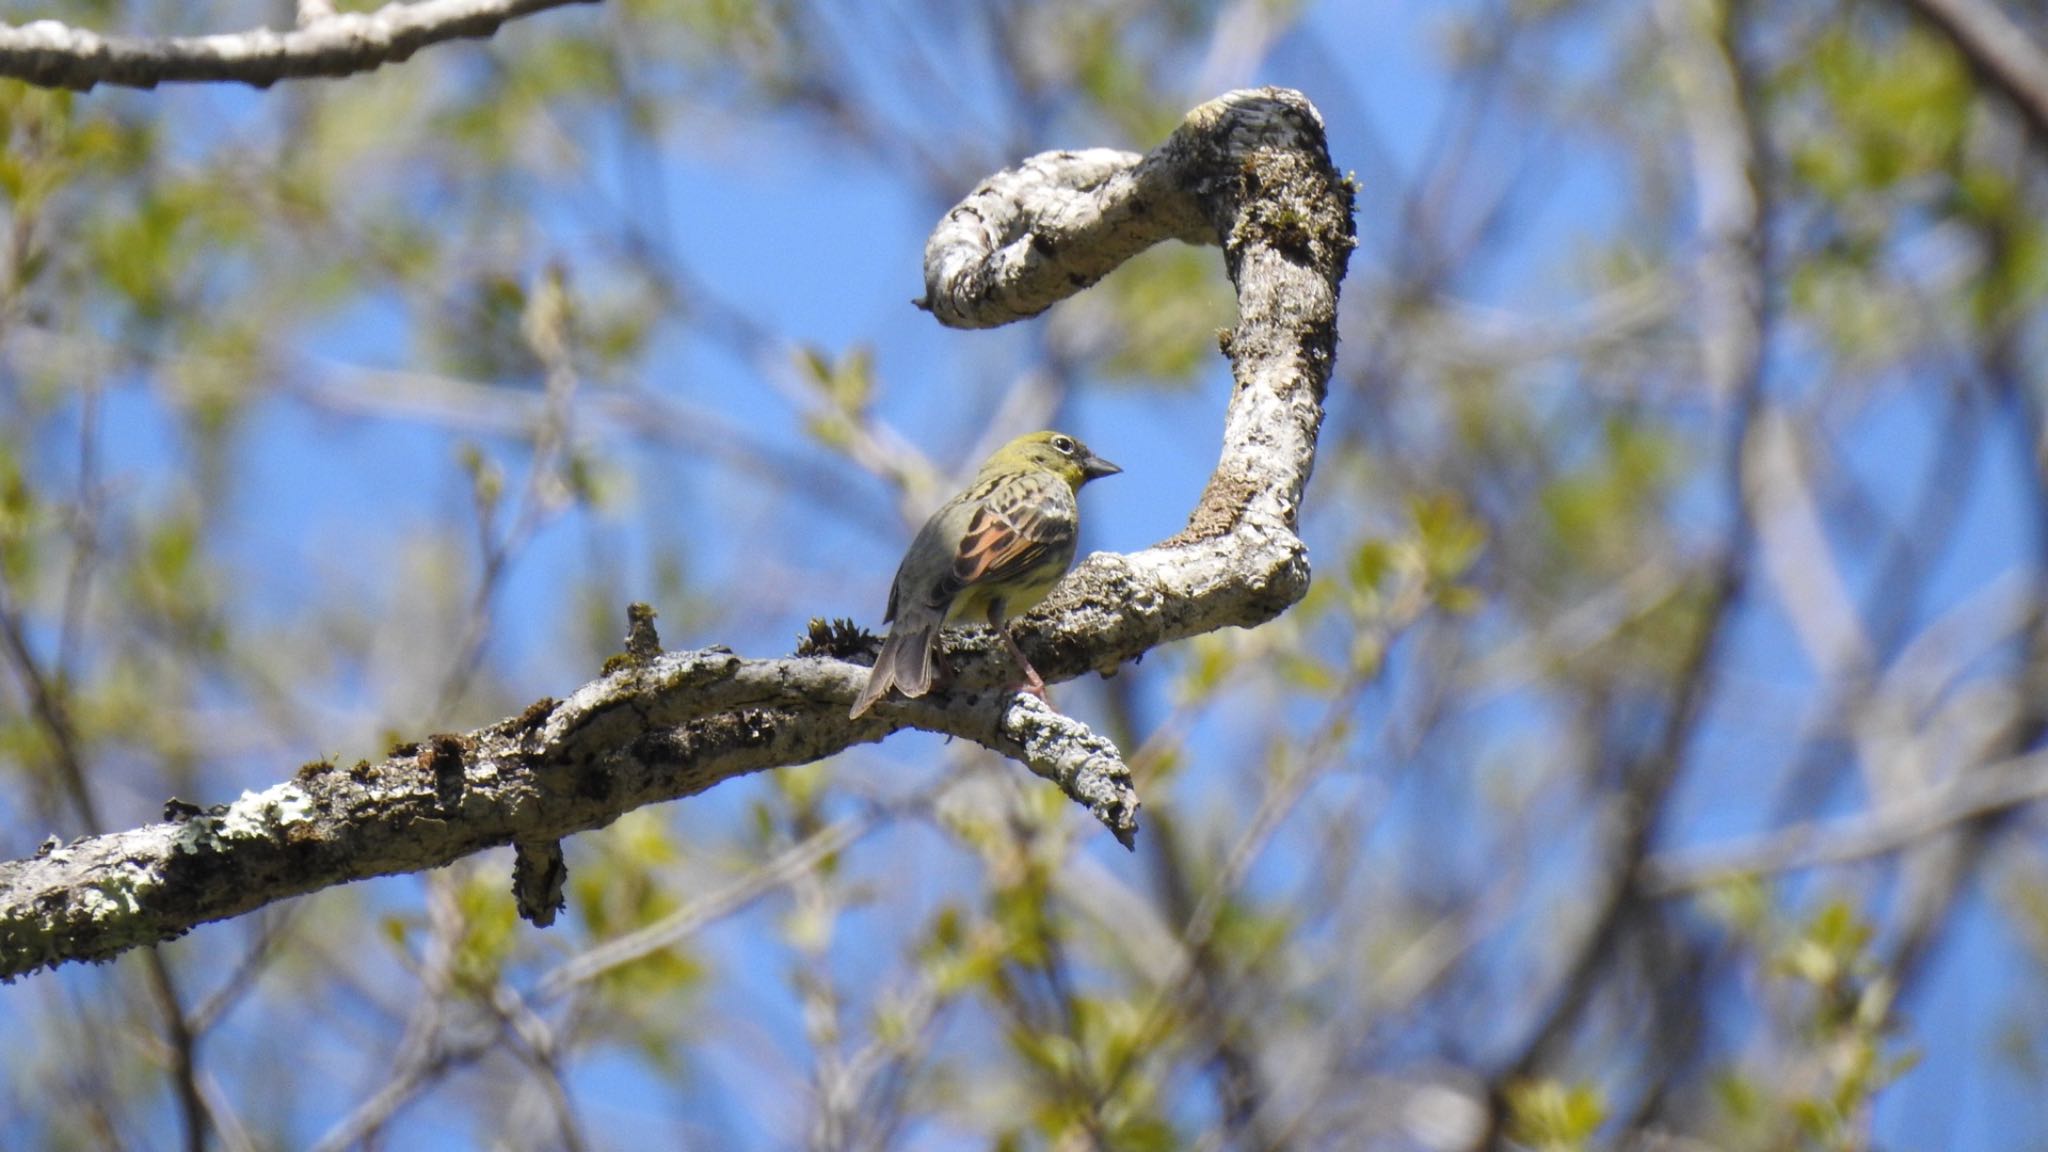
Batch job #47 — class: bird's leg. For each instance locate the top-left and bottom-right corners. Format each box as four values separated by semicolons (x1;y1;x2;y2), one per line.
988;601;1048;702
1000;627;1048;700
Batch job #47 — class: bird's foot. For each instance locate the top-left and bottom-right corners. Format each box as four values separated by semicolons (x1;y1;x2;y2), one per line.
1018;668;1049;703
1000;628;1052;707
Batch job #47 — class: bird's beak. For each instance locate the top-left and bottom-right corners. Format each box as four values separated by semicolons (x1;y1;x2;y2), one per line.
1081;453;1123;481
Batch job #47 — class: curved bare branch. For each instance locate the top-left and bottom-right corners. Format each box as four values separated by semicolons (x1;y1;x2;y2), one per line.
0;86;1353;982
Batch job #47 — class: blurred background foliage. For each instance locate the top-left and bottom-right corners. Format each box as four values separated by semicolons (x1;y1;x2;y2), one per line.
1;0;2046;1148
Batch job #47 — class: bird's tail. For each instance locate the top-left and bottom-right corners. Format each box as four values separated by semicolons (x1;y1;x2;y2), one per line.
849;622;940;719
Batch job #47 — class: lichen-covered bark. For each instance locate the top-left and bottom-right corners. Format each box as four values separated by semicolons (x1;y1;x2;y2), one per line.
0;87;1352;982
0;0;595;92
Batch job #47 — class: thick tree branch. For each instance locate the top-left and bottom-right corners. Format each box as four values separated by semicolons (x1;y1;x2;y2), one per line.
0;0;595;92
0;87;1352;981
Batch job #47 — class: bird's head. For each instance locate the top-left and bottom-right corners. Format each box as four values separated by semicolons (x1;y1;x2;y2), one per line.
982;431;1122;491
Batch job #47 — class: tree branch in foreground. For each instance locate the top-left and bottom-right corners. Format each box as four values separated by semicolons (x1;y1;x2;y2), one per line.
0;86;1353;981
0;0;595;92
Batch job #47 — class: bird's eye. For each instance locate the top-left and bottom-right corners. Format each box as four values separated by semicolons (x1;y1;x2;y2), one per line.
1051;436;1076;455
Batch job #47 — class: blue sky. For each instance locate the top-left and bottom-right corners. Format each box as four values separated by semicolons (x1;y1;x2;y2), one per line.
3;1;2041;1147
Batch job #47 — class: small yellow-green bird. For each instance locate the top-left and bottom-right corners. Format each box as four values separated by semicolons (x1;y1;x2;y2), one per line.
850;430;1121;718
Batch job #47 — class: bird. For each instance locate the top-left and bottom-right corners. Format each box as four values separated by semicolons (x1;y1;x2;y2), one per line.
850;430;1121;719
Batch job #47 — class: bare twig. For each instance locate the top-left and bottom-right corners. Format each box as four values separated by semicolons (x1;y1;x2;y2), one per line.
540;812;874;997
1646;748;2048;893
434;266;579;721
310;874;469;1152
486;980;592;1152
318;813;878;1144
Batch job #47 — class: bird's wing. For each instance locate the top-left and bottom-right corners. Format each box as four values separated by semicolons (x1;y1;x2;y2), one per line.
941;473;1074;597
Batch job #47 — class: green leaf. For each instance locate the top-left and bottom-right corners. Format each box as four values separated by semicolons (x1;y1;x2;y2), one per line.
1505;1078;1607;1151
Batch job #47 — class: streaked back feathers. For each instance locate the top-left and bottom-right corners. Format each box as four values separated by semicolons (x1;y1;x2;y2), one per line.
849;431;1121;718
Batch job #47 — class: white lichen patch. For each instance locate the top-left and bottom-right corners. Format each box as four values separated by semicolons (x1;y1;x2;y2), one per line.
220;783;315;836
78;860;155;920
173;782;315;854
